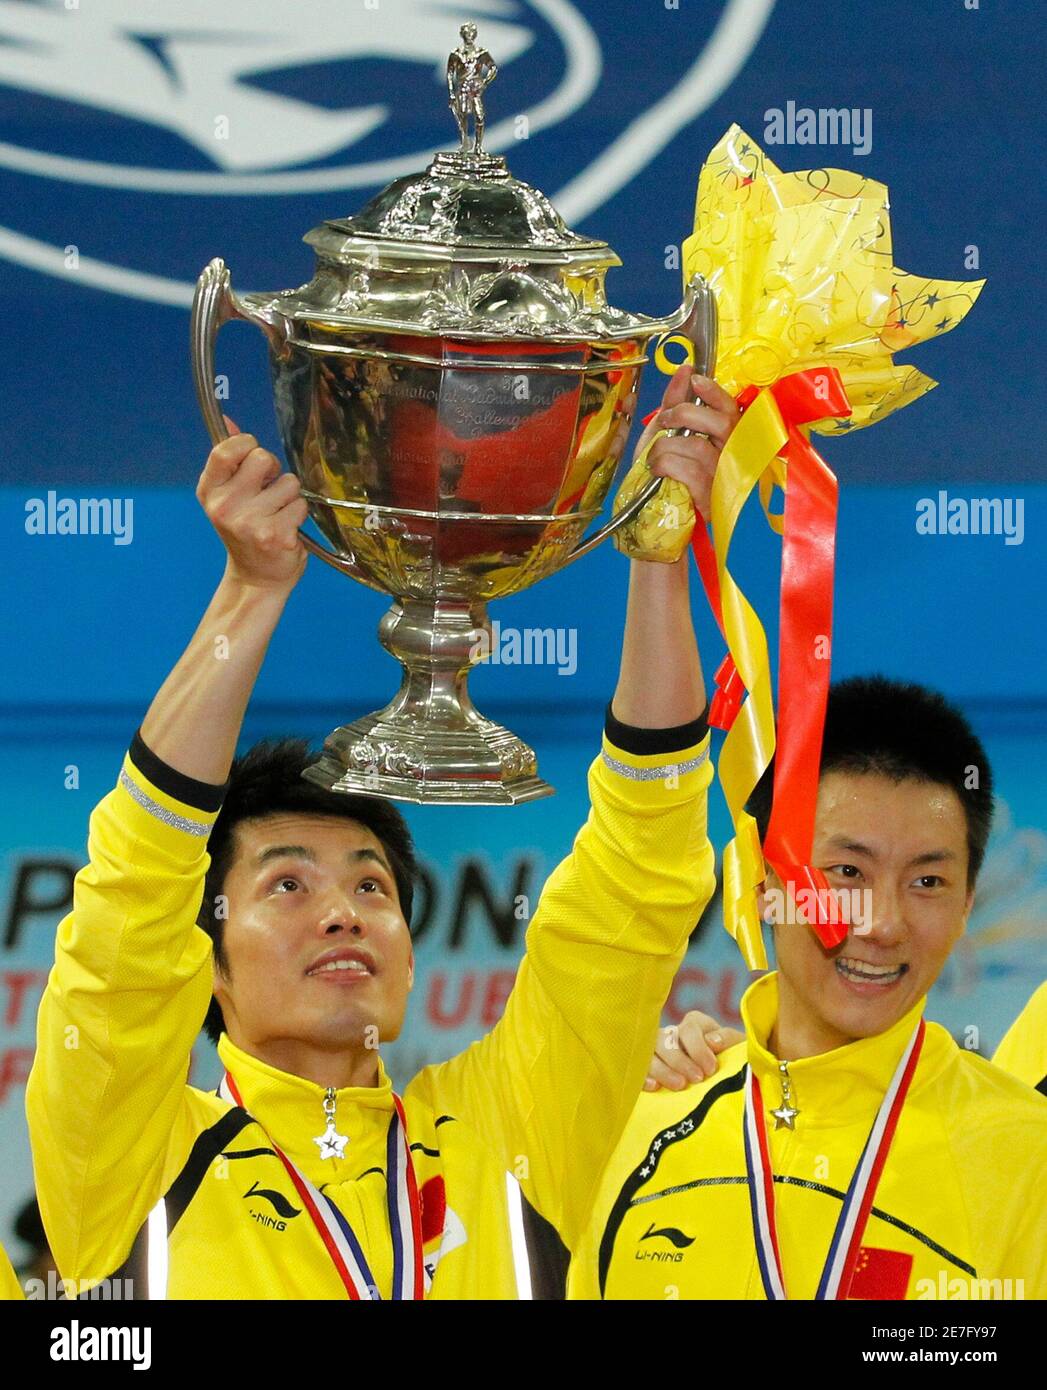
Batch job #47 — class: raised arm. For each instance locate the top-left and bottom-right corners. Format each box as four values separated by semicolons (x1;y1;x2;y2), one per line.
26;427;308;1285
613;366;741;726
141;423;308;777
413;369;739;1248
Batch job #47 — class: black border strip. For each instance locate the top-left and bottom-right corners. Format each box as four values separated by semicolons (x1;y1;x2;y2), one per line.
598;1067;746;1296
165;1107;257;1232
129;727;230;813
629;1174;976;1278
100;1108;256;1299
605;701;711;757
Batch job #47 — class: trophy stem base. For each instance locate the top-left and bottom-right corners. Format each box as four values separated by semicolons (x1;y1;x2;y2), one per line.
302;597;554;806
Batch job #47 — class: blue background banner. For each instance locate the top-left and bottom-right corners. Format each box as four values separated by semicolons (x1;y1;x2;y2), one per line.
1;0;1044;1263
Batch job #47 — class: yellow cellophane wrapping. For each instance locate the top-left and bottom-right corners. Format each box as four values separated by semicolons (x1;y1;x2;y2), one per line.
613;124;985;561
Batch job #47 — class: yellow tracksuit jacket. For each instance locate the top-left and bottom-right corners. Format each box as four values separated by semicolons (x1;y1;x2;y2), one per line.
993;980;1047;1093
0;1244;22;1300
569;972;1047;1300
27;718;714;1299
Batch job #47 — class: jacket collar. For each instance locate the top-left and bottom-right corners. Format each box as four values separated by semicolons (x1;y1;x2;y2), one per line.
216;1033;395;1176
741;972;936;1127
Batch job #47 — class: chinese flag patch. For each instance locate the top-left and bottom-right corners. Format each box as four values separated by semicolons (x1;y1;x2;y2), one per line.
419;1175;447;1247
847;1246;914;1300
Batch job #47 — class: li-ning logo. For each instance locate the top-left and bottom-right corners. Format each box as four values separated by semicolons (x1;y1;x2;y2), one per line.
641;1222;694;1249
636;1222;695;1264
243;1180;302;1233
0;0;773;304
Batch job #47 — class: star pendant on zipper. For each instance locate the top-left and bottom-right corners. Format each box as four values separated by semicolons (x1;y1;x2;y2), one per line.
771;1060;800;1130
314;1086;349;1159
314;1121;350;1160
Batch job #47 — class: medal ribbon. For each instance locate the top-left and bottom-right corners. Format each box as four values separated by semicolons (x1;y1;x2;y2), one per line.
219;1072;425;1301
743;1018;926;1300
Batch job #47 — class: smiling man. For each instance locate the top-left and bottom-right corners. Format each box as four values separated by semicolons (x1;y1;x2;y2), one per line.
26;368;735;1299
569;676;1047;1301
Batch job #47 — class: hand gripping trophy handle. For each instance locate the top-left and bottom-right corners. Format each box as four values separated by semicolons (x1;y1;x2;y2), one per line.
565;275;719;566
189;257;378;588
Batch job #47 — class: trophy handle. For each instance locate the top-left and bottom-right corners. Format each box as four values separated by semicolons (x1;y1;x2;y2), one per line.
564;474;665;565
190;257;373;584
564;274;718;566
190;257;247;447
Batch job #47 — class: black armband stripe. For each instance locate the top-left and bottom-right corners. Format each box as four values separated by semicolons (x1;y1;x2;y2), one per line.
129;727;230;813
604;701;710;756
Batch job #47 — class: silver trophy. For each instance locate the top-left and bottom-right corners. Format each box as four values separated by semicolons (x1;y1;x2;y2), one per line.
191;27;716;805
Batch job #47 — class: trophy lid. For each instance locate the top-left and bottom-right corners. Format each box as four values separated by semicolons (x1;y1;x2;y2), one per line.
317;150;607;259
253;27;658;341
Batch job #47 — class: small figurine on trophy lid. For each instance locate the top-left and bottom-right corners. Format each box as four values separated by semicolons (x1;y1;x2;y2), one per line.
447;23;498;156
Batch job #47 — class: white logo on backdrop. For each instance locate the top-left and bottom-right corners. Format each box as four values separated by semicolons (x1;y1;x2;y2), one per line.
0;0;775;304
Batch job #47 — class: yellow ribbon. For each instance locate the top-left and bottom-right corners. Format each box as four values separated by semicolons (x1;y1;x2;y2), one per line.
709;389;790;970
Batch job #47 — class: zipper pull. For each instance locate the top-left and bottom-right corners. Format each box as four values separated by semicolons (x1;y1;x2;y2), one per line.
313;1085;350;1160
770;1059;800;1130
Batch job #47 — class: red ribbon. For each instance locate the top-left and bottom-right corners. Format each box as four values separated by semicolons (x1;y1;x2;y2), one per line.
688;369;851;948
762;369;849;947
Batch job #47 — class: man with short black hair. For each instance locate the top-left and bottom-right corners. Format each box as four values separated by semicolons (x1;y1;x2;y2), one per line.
195;737;420;1055
569;675;1047;1300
